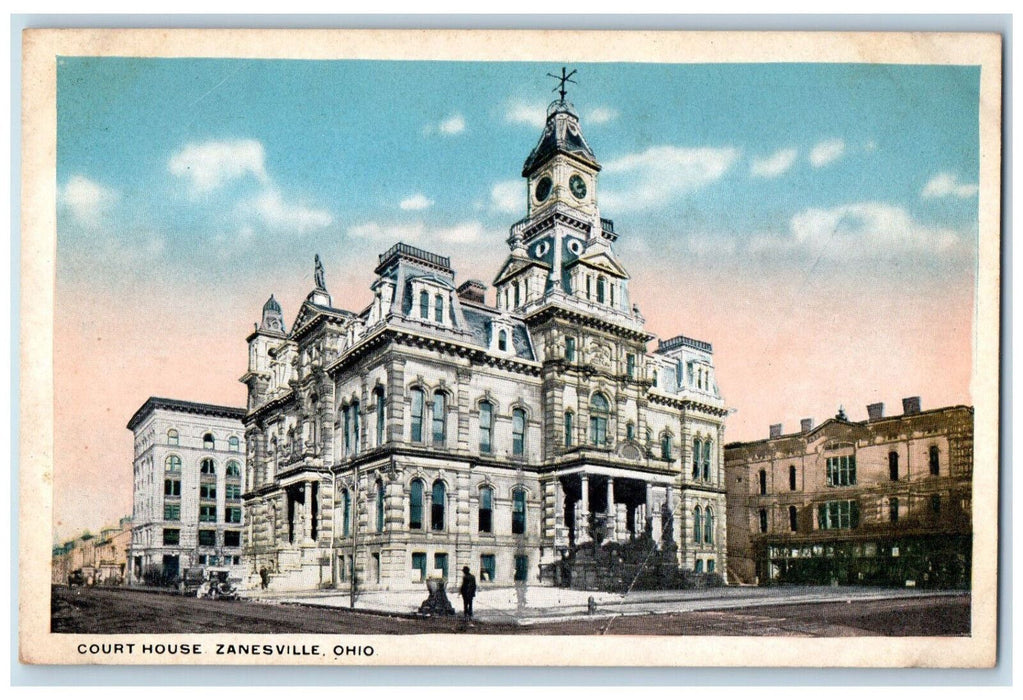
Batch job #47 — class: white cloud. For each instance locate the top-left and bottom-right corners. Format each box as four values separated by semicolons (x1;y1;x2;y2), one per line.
586;107;617;124
168;139;269;195
438;114;466;135
490;180;523;215
348;220;492;245
600;146;740;211
921;172;979;199
746;202;966;261
242;188;332;234
58;175;118;227
750;148;798;178
400;193;435;211
809;139;846;168
505;102;547;128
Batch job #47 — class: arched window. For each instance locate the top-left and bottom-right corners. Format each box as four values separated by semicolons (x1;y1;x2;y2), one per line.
165;455;181;472
596;276;606;303
704;507;715;545
479;401;493;453
434;294;444;322
564;411;574;447
410;388;425;443
692;439;702;479
498;329;508;352
419;290;429;318
759;508;768;533
409;479;424;530
431;481;446;531
167;429;179;446
512;408;526;456
758;469;767;495
702;440;712;480
228;436;240;452
201;458;216;476
929;446;940;476
789;505;798;532
375;481;385;533
693;506;703;544
513;281;520;307
351;400;360;454
589;393;609;446
375;387;386;446
341;489;351;537
889;451;899;481
661;433;672;460
432;392;446;445
226;461;240;478
478;486;493;533
789;465;797;491
512;488;527;535
203;433;215;450
626;422;635;441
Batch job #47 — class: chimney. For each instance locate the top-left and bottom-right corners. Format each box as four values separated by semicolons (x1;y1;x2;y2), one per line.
902;396;921;415
800;418;814;433
769;423;783;439
867;403;885;421
456;279;487;304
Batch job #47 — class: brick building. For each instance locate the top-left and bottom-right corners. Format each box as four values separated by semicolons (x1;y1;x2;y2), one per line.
724;398;973;588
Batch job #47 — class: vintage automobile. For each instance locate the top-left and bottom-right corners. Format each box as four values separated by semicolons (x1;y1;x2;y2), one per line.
67;569;86;587
195;569;240;600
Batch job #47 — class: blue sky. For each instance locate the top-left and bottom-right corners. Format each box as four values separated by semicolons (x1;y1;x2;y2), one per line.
53;58;982;539
57;58;980;291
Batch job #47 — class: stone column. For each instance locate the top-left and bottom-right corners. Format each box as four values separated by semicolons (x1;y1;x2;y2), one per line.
303;481;314;544
645;482;653;533
606;478;616;542
578;473;590;542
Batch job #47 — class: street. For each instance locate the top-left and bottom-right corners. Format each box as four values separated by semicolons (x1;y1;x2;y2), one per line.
51;585;971;636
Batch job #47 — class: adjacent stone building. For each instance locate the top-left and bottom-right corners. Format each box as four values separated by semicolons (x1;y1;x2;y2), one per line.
241;96;728;592
724;398;973;588
126;397;247;584
52;516;132;585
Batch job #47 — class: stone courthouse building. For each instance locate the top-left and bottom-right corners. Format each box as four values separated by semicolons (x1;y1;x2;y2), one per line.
240;95;729;591
725;398;973;588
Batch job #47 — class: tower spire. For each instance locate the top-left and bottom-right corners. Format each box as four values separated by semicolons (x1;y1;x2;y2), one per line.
547;66;577;102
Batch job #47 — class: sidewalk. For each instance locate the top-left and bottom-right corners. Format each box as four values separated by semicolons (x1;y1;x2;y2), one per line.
244;584;968;626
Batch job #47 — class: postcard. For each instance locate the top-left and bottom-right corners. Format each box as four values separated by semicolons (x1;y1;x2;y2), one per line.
19;28;1001;667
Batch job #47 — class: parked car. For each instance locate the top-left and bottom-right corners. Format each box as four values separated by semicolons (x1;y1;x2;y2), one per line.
197;569;240;600
67;569;86;587
177;567;206;596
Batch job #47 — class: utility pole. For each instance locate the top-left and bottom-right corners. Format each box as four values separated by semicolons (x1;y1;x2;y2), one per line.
349;462;358;609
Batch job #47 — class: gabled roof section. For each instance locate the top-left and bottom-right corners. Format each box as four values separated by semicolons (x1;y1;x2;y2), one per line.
493;255;550;286
567;249;629;278
522;100;600;177
290;300;353;336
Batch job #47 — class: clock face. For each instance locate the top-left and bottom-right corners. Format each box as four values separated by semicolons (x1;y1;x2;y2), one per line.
569;174;587;199
534;176;553;202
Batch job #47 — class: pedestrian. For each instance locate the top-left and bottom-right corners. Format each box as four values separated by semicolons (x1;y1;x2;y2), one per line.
259;566;269;590
459;566;477;620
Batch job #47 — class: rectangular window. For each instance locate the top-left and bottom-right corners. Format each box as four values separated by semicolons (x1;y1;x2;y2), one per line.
225;483;242;500
412;552;427;582
707;559;715;573
478;488;493;533
480;554;496;582
512;490;526;535
432;393;446;445
411;390;424;443
164;479;181;497
931;494;941;514
198;529;216;547
514;555;528;582
512;409;525;456
889;498;899;523
789;505;798;532
565;336;575;362
817;500;860;530
162;529;180;546
226;507;242;524
199;505;217;522
200;483;217;500
223;530;241;547
758;509;768;533
434;294;444;323
626;353;636;378
479;402;493;453
826;455;857;487
434;552;448;580
564;412;573;447
376;391;386;446
163;503;180;521
929;446;940;476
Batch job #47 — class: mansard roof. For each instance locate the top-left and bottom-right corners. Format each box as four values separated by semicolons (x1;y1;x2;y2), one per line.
522;100;600;177
127;397;246;430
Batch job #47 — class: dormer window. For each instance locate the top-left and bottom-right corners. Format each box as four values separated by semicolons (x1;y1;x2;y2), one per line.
498;330;508;352
419;290;430;319
434;294;444;323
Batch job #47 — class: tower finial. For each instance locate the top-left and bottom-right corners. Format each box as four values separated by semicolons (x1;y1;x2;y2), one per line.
547;66;577;102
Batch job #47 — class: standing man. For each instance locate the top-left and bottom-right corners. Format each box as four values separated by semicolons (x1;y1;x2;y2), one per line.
459;566;477;621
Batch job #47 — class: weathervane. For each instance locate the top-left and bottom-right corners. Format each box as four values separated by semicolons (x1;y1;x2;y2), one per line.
547;66;577;101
